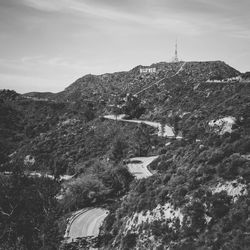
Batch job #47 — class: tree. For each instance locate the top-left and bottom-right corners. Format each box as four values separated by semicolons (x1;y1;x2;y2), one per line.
184;200;206;234
0;170;61;250
50;157;68;180
209;192;231;219
110;137;128;162
121;233;137;250
112;96;123;120
63;175;108;210
171;115;181;135
121;94;145;119
131;124;151;156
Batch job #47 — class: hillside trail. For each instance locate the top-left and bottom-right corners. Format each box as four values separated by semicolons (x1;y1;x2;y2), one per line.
134;61;186;96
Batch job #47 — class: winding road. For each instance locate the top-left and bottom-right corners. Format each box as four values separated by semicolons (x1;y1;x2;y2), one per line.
64;155;158;242
64;154;158;243
103;115;175;137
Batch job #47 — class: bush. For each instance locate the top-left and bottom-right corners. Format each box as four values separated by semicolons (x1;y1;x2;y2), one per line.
110;137;128;162
209;192;231;219
208;149;225;165
121;233;137;250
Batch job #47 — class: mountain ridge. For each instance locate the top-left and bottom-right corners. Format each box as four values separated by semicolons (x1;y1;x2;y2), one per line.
23;60;240;101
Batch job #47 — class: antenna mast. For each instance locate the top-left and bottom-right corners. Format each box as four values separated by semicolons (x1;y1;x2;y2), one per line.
172;39;179;62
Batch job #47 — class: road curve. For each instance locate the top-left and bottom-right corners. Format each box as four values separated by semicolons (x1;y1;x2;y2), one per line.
65;208;109;242
126;156;159;179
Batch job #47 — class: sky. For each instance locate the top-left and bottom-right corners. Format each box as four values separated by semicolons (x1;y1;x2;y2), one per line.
0;0;250;93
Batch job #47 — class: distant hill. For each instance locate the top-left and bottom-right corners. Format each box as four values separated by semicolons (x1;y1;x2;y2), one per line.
23;91;56;101
0;90;71;165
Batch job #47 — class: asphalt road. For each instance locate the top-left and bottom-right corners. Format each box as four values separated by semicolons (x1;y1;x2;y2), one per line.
127;156;159;179
66;208;109;242
103;115;175;137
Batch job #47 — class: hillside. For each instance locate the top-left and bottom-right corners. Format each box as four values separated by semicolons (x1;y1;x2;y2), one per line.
14;60;244;172
1;60;250;250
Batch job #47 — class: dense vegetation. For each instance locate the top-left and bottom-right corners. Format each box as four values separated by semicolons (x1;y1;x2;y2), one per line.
1;61;250;249
0;163;62;249
100;130;250;249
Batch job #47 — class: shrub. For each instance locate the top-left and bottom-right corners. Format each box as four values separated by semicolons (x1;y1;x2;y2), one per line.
208;149;225;165
121;233;137;250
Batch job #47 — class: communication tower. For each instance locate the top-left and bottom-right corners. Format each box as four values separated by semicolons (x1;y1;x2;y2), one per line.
172;40;179;62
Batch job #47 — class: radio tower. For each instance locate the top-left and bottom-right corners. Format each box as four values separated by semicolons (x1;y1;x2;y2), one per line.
172;39;179;62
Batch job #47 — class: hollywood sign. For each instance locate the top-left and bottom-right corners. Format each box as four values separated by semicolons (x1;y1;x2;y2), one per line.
140;67;156;74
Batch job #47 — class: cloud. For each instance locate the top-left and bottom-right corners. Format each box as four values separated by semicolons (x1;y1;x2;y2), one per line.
20;0;201;36
0;56;86;93
0;56;89;75
0;55;130;93
21;0;149;23
224;25;250;39
21;0;65;11
0;72;64;93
